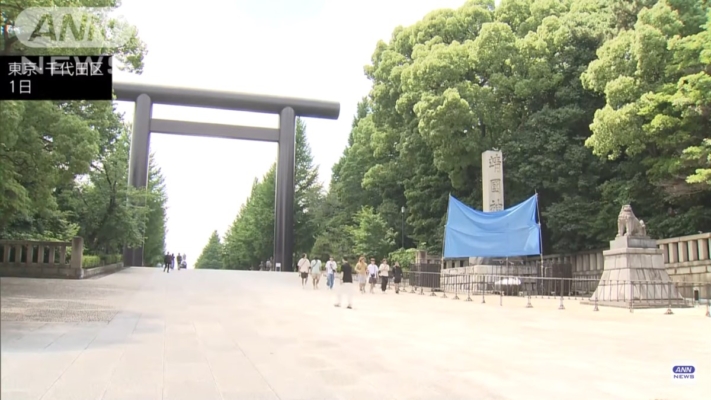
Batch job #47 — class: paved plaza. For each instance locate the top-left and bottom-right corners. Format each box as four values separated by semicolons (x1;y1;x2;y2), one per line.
1;268;709;400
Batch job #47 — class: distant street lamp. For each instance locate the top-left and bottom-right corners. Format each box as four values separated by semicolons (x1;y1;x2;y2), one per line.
401;206;406;249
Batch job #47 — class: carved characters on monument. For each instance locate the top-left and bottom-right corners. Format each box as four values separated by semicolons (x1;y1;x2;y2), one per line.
489;198;503;212
617;205;647;237
482;150;504;212
489;153;502;173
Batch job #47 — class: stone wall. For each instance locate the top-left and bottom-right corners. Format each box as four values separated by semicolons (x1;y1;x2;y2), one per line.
0;237;123;279
1;238;79;278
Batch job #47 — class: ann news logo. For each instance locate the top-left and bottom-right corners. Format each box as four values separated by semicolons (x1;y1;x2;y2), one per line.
672;365;695;380
14;7;135;48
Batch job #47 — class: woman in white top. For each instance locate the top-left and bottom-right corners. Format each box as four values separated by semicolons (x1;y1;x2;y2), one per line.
378;259;390;293
367;258;379;294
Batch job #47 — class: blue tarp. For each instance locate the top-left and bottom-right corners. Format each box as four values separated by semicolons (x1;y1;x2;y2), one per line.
443;194;541;258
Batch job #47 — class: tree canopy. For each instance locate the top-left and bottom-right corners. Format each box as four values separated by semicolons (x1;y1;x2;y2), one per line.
195;231;224;269
0;0;165;263
222;0;710;266
310;0;711;259
221;119;323;269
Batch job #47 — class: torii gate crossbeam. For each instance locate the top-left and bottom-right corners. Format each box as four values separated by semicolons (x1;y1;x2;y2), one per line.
113;82;340;272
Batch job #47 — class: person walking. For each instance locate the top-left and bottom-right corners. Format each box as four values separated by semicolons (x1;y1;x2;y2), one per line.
355;256;367;293
367;258;379;294
310;257;322;289
170;253;175;270
392;262;403;294
325;256;337;290
297;254;310;288
334;258;354;309
265;258;272;271
176;253;183;271
378;258;390;293
163;252;171;273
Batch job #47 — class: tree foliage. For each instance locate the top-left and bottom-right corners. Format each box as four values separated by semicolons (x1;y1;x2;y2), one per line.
68;130;149;254
222;119;323;269
143;155;168;265
581;1;711;195
195;231;224;269
0;0;164;262
350;206;396;260
310;0;711;259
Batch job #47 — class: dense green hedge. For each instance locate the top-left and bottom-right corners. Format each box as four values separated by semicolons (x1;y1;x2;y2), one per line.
82;254;122;269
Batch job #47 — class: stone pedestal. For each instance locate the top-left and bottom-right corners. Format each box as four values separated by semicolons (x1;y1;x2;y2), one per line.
584;236;684;308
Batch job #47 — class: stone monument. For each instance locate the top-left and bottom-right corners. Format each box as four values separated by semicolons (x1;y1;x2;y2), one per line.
585;205;684;308
482;150;504;212
470;150;505;266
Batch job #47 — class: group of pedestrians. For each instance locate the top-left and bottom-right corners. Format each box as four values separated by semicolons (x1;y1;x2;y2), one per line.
259;258;274;271
296;253;404;309
354;256;403;294
162;252;187;273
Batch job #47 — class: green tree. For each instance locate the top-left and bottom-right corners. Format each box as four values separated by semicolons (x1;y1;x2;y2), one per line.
195;231;224;269
581;1;710;192
69;130;150;255
388;248;417;270
0;0;150;244
222;119;322;268
362;0;623;252
222;166;275;269
0;100;99;238
580;1;711;237
293;118;324;257
684;139;711;185
315;0;711;259
310;99;392;259
143;154;168;265
351;206;395;260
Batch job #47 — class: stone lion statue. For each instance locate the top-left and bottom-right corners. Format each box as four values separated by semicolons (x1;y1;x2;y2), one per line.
617;205;647;237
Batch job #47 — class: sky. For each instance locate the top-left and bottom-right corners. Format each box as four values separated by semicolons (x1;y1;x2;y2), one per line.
112;0;469;265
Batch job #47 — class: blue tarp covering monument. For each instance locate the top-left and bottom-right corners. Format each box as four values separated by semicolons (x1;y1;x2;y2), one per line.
443;194;541;258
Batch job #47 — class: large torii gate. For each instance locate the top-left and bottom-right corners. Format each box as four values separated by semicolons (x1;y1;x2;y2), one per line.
113;82;340;272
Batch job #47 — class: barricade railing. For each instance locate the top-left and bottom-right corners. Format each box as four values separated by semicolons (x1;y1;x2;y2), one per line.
398;270;710;316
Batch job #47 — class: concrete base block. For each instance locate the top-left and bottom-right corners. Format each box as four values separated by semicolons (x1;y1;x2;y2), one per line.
591;237;683;305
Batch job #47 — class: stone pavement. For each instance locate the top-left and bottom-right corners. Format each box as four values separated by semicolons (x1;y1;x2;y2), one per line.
1;268;709;400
